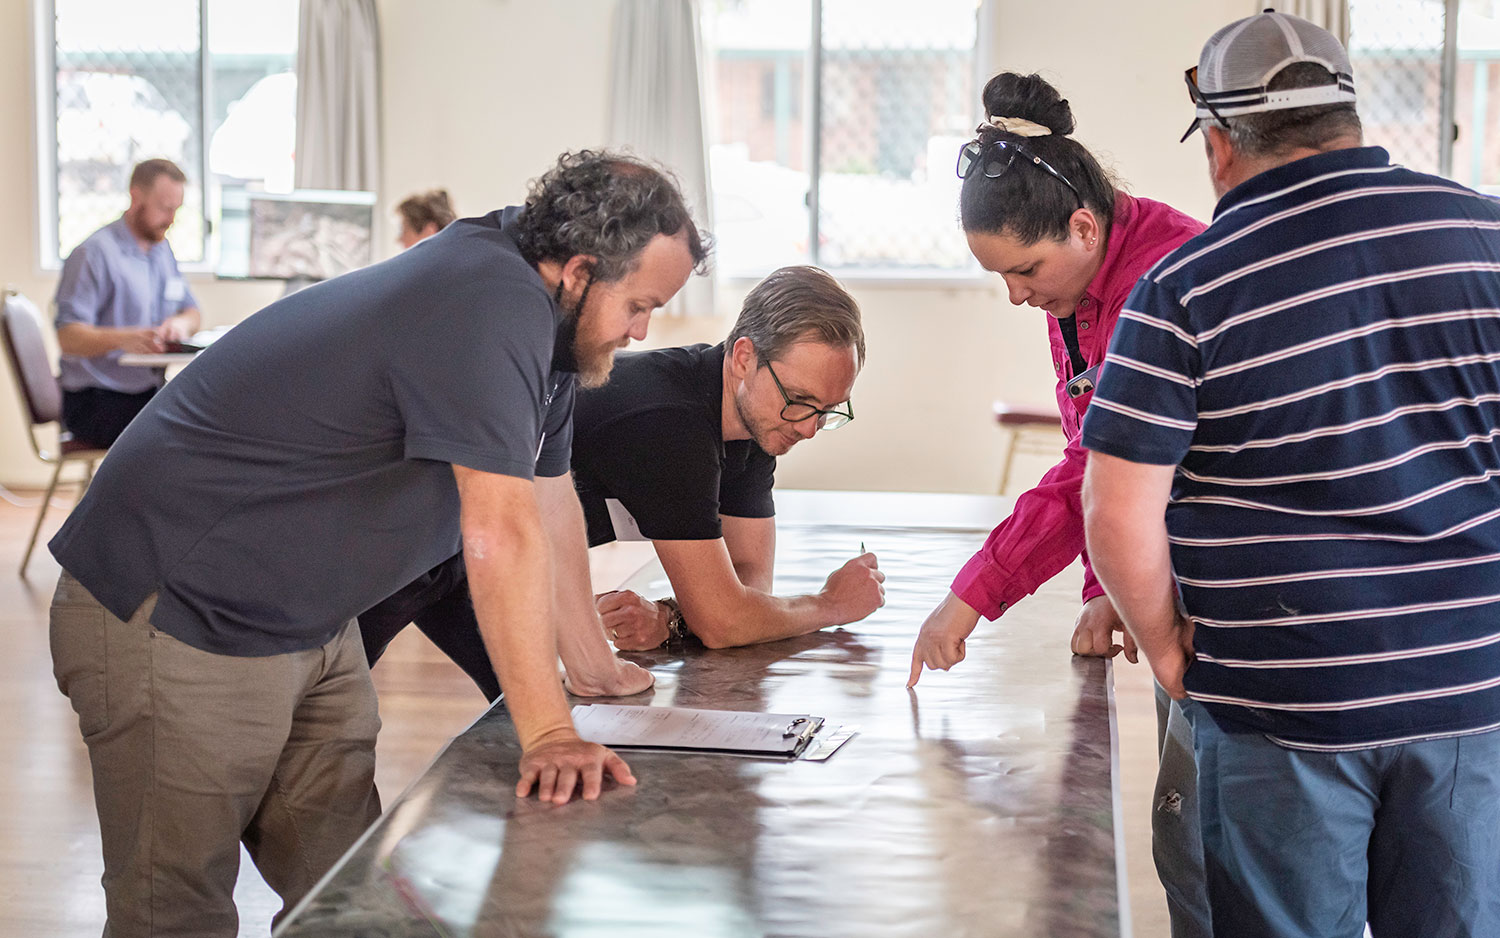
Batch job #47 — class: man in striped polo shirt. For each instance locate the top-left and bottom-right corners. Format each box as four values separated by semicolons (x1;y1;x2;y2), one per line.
1080;11;1500;938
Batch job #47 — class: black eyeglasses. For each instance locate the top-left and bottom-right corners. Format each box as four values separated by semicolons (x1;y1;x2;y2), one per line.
956;138;1084;209
765;360;853;431
1180;66;1231;142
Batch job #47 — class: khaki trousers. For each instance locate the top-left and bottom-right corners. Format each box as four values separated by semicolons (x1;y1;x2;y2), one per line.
50;571;382;938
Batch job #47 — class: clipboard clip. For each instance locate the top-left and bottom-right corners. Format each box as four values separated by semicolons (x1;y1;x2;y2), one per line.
781;716;825;759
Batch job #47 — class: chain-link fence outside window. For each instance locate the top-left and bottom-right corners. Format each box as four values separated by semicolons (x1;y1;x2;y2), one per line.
1349;0;1500;194
46;0;298;268
703;0;981;278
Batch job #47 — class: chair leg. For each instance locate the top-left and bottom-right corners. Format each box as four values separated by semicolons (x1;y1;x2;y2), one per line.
998;428;1020;496
22;459;67;578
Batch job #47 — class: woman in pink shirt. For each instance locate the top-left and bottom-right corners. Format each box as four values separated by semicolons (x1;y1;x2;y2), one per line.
908;73;1204;681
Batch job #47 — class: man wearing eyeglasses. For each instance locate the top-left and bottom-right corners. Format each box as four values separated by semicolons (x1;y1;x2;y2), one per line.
357;265;883;698
578;265;883;651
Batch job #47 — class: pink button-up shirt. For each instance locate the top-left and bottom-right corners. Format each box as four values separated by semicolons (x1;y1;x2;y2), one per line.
951;193;1205;620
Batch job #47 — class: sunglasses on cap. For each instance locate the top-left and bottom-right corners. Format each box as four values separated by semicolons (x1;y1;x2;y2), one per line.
1180;66;1232;142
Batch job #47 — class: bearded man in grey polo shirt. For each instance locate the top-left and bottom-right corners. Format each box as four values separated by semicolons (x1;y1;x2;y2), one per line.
54;158;202;448
48;150;706;938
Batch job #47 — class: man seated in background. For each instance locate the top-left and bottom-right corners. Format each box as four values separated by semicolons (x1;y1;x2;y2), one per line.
359;265;886;698
54;158;202;447
396;188;457;248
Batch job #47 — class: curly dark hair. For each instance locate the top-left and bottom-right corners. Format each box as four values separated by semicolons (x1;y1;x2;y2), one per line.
512;150;711;282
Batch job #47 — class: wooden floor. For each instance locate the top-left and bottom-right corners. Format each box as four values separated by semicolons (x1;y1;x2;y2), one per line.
0;483;1171;937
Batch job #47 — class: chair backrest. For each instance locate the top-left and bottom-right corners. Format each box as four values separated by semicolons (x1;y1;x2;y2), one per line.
1;290;63;426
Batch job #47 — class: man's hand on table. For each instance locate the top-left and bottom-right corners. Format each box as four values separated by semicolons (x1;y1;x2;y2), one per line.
119;328;167;354
154;317;193;344
595;590;669;650
563;653;655;697
906;590;981;687
821;552;886;624
1069;595;1138;662
517;731;637;804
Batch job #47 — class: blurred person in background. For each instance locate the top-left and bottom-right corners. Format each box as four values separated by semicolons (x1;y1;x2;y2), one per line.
396;188;457;248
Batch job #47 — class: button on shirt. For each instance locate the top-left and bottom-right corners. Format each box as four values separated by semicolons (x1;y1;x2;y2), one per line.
951;194;1205;620
54;217;198;394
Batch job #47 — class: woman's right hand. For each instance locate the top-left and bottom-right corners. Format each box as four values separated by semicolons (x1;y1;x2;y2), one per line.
906;591;982;687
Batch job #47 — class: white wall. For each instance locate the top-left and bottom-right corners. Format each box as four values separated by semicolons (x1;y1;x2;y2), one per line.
1;0;1245;492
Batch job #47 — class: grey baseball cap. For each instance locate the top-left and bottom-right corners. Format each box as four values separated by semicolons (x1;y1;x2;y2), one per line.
1181;9;1356;142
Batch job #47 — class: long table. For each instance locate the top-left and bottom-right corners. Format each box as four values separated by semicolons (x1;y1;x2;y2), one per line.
275;492;1127;938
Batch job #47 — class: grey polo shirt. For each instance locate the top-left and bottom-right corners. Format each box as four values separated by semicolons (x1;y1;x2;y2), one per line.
49;207;576;657
54;217;199;394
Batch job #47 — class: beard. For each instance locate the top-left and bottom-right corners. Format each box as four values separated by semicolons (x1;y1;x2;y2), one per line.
733;386;797;456
562;302;623;390
574;333;621;389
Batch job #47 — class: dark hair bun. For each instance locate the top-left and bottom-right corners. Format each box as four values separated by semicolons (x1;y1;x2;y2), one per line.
980;72;1075;136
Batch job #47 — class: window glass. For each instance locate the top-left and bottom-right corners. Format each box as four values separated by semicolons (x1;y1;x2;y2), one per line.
704;0;814;275
1453;0;1500;195
702;0;981;277
54;0;204;261
47;0;298;268
1349;0;1448;175
817;0;978;272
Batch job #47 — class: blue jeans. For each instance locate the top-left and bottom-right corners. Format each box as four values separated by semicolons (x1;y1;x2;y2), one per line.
1183;702;1500;938
1154;684;1212;938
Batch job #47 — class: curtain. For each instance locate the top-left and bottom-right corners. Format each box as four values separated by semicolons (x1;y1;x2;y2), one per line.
1262;0;1350;46
609;0;715;317
294;0;381;191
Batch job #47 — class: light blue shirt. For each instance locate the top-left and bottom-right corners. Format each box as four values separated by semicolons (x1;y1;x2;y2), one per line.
54;217;198;393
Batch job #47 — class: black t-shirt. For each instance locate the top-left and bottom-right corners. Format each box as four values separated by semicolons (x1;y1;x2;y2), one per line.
572;342;776;546
50;207;575;656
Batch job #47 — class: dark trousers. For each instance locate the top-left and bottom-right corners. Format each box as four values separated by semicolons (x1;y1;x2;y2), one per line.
357;553;502;702
62;386;158;448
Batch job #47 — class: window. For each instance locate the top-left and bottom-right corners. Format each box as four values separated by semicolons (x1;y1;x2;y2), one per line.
702;0;982;278
39;0;299;269
1349;0;1500;194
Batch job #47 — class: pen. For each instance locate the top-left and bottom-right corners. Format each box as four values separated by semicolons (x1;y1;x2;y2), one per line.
860;541;866;554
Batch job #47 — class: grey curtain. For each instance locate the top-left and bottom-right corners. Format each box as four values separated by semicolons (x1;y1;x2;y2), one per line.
1262;0;1350;45
609;0;715;317
294;0;381;191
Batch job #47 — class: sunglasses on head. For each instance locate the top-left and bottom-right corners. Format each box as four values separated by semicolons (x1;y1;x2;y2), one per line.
956;138;1084;209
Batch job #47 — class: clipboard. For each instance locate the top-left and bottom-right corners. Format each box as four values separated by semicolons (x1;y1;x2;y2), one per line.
571;704;827;760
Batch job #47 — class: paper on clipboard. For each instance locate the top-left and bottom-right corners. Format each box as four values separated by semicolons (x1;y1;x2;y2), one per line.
572;704;823;758
604;498;649;542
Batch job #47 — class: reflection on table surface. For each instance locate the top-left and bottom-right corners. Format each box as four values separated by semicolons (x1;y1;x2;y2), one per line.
276;519;1123;938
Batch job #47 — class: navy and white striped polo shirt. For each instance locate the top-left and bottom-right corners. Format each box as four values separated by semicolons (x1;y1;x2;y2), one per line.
1081;146;1500;750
